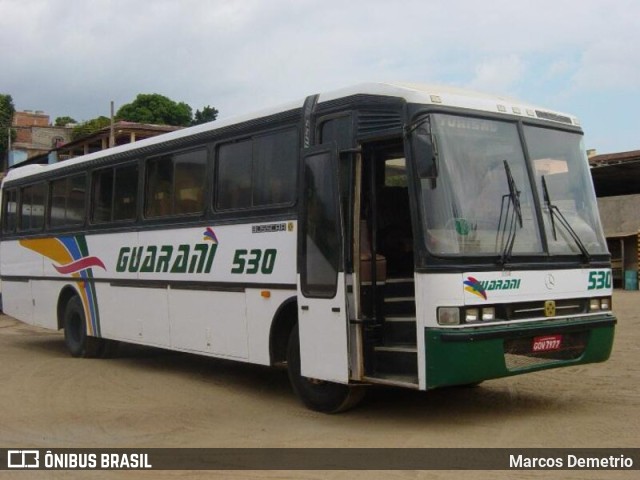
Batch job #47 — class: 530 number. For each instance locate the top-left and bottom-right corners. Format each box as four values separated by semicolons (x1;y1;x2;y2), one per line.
231;249;277;275
588;270;611;290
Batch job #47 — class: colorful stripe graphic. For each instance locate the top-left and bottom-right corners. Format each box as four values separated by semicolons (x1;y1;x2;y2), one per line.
53;256;107;274
203;227;218;243
463;276;488;300
20;236;105;337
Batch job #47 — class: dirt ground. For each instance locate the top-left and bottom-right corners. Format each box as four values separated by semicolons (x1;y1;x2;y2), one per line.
0;291;638;480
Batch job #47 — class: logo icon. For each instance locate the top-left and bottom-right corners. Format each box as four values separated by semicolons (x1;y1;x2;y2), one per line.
464;276;488;300
8;450;39;469
544;300;556;317
203;227;218;243
544;273;556;290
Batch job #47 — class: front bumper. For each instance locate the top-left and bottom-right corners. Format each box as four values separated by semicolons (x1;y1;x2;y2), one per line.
424;315;616;389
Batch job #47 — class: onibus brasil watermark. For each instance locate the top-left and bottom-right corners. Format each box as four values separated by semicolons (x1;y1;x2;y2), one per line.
6;450;151;470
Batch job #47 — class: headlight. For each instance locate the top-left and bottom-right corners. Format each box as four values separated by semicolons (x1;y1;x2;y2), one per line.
481;306;496;321
438;307;460;325
589;297;612;312
465;308;479;322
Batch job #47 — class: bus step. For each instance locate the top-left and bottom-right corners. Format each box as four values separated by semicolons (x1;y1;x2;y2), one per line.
384;277;415;297
384;297;416;316
383;316;417;345
373;345;418;376
363;373;419;389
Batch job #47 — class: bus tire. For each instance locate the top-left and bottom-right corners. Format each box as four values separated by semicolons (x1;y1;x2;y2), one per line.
63;296;103;358
287;324;365;413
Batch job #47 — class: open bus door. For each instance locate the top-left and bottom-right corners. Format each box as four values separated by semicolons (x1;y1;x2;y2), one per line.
296;145;350;384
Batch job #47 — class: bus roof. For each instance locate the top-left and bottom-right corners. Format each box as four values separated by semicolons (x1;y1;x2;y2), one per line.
3;82;578;184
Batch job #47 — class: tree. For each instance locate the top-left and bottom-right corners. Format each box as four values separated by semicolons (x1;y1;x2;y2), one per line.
192;105;219;126
71;116;110;140
116;93;193;127
55;116;77;127
1;94;16;170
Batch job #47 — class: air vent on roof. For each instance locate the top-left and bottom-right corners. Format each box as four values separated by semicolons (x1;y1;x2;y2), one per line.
535;110;573;125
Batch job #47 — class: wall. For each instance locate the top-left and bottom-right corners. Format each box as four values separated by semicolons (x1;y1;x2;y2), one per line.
597;194;640;236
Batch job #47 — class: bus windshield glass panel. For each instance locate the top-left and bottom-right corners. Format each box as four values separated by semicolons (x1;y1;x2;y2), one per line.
419;114;543;256
524;126;608;255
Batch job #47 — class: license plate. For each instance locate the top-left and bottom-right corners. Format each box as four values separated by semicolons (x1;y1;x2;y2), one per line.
532;334;562;352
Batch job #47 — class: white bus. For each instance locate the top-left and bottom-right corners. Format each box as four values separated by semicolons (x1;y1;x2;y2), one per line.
0;83;616;412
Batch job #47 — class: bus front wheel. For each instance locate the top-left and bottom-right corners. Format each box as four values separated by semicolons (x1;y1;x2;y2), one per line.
287;324;365;413
63;296;104;358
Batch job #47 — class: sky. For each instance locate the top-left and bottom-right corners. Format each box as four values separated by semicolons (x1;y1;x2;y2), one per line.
1;0;639;155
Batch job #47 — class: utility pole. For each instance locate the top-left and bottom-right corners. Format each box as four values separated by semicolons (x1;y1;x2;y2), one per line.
5;126;11;172
109;100;115;148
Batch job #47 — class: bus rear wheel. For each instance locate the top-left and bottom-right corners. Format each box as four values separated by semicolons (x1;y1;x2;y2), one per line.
287;324;365;413
63;296;104;358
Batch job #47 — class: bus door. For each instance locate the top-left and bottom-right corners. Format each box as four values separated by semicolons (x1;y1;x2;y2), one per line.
296;145;350;383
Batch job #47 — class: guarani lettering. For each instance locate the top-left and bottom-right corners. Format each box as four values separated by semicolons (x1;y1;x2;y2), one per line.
116;243;217;274
479;279;521;291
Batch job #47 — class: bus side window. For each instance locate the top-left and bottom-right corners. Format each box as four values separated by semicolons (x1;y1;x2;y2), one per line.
93;164;139;223
253;128;297;206
67;174;87;225
50;178;67;227
92;168;115;223
113;164;138;221
145;156;173;217
215;128;297;212
145;148;207;218
2;188;17;233
49;174;86;228
19;183;46;232
174;149;206;215
216;140;252;211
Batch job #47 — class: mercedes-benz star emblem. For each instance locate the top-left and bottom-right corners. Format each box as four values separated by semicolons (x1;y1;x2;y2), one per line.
545;273;556;290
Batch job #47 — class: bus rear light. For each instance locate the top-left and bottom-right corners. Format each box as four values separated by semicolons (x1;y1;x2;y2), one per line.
438;307;460;325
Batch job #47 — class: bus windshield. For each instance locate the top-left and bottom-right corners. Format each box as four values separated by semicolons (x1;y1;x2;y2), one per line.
524;125;608;256
417;113;607;258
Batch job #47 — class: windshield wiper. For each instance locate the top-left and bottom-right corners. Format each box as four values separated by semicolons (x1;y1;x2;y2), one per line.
497;160;523;266
541;175;591;262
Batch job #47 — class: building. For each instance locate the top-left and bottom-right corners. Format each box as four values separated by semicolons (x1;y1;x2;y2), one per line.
9;111;73;166
590;150;640;290
55;121;181;161
9;120;182;167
